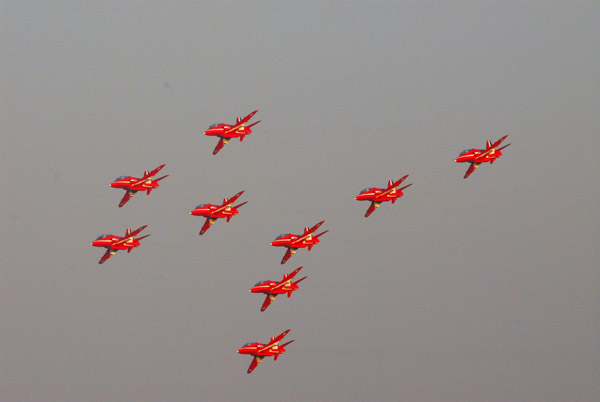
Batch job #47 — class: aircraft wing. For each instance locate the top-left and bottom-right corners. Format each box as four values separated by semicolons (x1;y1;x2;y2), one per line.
464;163;479;179
226;191;244;206
99;249;113;264
490;135;508;149
224;110;258;135
199;218;215;235
118;190;136;208
389;174;409;189
128;225;147;238
365;201;378;218
214;191;244;214
271;266;304;292
281;248;294;264
212;138;226;155
260;295;276;312
306;220;325;235
132;164;166;186
260;329;291;353
114;225;147;246
247;356;262;374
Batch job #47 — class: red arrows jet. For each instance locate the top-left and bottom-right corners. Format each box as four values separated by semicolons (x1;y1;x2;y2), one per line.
91;225;150;264
355;174;412;218
110;164;168;207
271;220;328;264
190;191;247;235
237;329;294;374
455;135;511;179
204;110;260;155
250;266;308;312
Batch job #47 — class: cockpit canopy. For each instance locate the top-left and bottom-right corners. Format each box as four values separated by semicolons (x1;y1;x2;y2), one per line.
194;203;210;209
242;342;257;347
96;234;111;240
114;176;127;181
359;187;375;194
458;149;474;157
275;234;290;240
253;280;269;287
208;123;223;129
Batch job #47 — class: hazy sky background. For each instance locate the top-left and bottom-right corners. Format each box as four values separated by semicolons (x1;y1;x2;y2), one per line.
2;2;599;401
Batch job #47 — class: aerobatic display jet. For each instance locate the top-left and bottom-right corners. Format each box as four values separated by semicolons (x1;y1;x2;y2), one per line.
271;220;328;264
455;135;511;179
91;225;150;264
237;329;294;374
250;266;307;312
355;174;412;217
204;110;260;155
190;191;247;235
110;164;168;207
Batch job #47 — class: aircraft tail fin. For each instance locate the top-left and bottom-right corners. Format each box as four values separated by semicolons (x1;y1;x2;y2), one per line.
236;116;241;124
486;139;492;149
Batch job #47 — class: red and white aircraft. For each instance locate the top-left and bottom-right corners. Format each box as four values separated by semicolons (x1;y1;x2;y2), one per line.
355;174;412;218
190;191;247;235
110;164;168;207
250;266;308;312
91;225;150;264
271;221;328;264
455;135;511;179
237;329;294;374
204;110;260;155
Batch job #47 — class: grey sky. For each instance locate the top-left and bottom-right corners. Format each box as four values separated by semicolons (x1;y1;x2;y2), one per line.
2;1;599;401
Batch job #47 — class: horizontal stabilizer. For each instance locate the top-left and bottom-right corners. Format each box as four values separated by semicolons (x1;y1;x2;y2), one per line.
315;230;328;238
496;143;511;152
399;183;413;192
246;120;261;129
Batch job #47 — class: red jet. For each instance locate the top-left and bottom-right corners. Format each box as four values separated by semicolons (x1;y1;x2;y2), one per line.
355;174;412;217
250;266;308;312
271;221;328;264
190;191;247;235
237;329;294;374
110;164;168;207
455;135;511;178
204;110;261;155
91;225;150;264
